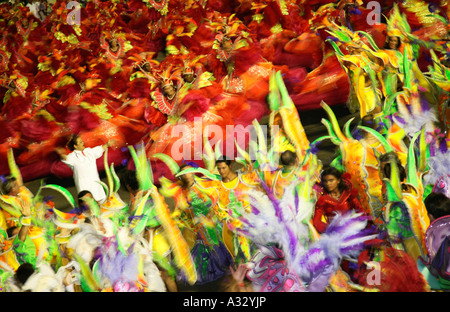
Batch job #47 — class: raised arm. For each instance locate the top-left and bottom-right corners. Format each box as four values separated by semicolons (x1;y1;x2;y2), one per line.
18;200;31;242
102;140;117;151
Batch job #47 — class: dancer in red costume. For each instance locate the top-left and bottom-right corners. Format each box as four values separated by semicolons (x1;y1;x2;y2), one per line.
313;166;366;233
126;52;164;126
143;55;226;180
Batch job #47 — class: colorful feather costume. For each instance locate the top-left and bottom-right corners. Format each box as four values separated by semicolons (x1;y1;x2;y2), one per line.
381;129;430;260
238;178;377;292
157;154;233;285
127;145;197;285
316;102;381;218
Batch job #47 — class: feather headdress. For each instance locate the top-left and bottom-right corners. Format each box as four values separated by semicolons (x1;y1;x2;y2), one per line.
155;64;182;88
268;70;312;166
239;179;376;292
180;55;206;75
386;3;410;39
129;52;160;80
96;147;127;219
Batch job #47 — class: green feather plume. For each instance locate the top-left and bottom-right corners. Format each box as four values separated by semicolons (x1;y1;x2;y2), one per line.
268;70;281;111
276;70;294;109
103;148;113;198
321;118;342;145
110;163;121;194
152;153;180;175
129;144;153;191
406;130;421;188
72;253;102;292
176;167;221;181
343;117;355;140
41;184;76;210
357;126;394;153
7;149;21;183
384;158;403;202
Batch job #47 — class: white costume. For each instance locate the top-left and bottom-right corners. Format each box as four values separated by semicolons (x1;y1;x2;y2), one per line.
62;146;107;203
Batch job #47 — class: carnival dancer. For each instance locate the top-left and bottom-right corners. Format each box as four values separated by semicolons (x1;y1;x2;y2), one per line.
313;166;366;234
235;173;377;292
124;145;198;290
120;168;177;292
159;159;233;286
213;158;262;264
0;149;49;266
56;135;113;205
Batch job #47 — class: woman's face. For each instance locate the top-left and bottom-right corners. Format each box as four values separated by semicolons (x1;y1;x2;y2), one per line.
388;36;399;50
322;174;340;193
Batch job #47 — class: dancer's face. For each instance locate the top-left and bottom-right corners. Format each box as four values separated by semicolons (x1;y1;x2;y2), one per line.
388;36;399;50
162;84;175;98
142;62;151;72
322;174;340;194
74;137;85;151
183;73;194;83
217;162;232;179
